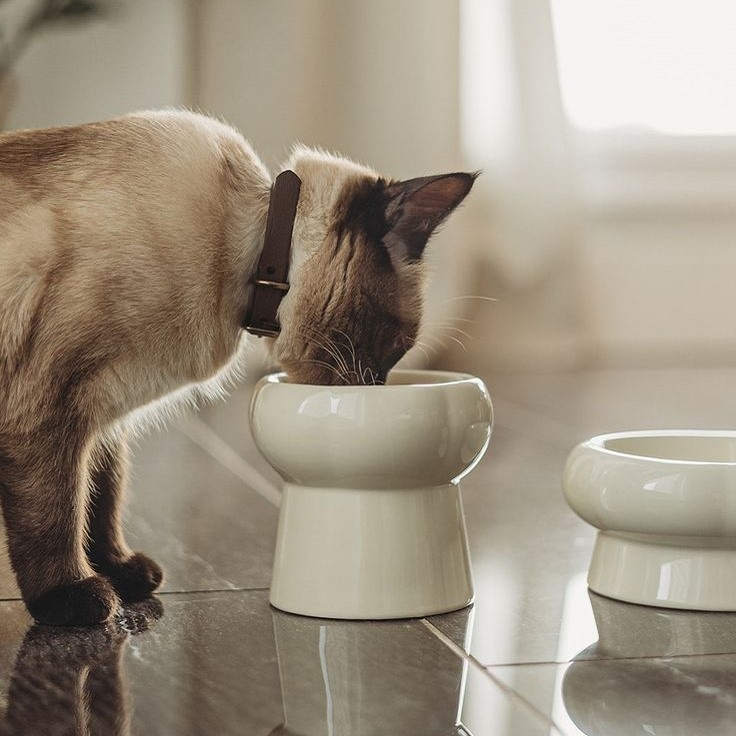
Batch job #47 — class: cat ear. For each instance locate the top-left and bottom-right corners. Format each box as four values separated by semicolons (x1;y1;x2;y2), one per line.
381;172;477;268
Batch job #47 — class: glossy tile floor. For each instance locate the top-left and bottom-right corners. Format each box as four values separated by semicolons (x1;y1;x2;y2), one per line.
2;364;736;734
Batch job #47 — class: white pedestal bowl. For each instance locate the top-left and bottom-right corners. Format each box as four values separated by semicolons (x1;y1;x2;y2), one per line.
249;369;493;619
564;430;736;610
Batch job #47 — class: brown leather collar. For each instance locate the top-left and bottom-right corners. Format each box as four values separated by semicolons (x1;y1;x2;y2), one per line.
244;170;302;337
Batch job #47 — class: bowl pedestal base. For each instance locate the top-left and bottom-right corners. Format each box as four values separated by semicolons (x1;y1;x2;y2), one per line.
269;482;474;619
588;531;736;611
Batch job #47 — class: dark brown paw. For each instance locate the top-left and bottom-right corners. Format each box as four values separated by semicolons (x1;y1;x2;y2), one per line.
27;576;119;627
102;553;163;601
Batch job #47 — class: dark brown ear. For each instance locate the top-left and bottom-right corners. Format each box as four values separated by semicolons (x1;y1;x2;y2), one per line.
382;172;477;267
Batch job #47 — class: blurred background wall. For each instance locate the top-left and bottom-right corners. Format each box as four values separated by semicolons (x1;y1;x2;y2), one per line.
2;0;736;374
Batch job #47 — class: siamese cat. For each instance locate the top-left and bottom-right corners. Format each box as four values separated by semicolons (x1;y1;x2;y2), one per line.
0;110;475;626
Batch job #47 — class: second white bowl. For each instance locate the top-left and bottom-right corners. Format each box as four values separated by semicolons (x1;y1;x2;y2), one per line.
564;430;736;610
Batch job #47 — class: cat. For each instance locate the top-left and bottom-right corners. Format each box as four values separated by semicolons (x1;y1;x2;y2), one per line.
0;109;475;626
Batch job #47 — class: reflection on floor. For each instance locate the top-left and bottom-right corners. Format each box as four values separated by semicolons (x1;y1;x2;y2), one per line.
1;366;736;734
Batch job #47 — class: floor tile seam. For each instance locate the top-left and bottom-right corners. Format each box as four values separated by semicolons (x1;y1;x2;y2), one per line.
475;661;573;735
479;663;568;735
421;619;564;734
479;658;571;669
0;585;272;603
177;416;282;507
481;649;736;669
573;650;736;665
157;586;271;596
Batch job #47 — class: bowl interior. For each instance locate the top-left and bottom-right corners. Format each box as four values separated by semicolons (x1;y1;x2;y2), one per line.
262;369;476;389
602;433;736;463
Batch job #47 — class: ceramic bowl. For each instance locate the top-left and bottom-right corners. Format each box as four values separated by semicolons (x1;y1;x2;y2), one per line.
249;369;493;619
564;430;736;610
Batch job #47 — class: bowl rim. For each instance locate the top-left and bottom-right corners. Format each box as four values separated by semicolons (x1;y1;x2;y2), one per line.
584;429;736;466
257;368;484;391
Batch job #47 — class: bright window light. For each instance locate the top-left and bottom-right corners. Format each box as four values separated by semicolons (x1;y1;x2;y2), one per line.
550;0;736;135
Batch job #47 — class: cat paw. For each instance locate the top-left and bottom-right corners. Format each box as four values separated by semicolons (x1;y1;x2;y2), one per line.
27;576;120;627
101;553;164;602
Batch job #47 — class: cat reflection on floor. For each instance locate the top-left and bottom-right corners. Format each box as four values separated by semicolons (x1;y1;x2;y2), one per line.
0;599;163;736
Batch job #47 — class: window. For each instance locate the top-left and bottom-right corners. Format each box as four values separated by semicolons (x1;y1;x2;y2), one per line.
550;0;736;214
550;0;736;136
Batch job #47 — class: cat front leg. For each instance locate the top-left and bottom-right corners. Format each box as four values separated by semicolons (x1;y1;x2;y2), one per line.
87;431;163;601
0;432;120;626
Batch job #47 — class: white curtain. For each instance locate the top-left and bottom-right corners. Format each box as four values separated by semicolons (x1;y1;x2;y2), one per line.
460;0;579;285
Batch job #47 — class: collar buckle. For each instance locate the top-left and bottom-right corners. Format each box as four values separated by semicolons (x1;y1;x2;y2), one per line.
245;323;281;338
252;278;290;292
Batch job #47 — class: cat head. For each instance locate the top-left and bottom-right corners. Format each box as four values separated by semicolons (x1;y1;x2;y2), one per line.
271;147;476;385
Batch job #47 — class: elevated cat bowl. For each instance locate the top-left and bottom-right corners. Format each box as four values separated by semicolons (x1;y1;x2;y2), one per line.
249;370;492;619
564;430;736;610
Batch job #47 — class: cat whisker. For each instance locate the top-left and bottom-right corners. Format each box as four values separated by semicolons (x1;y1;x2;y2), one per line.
330;327;359;378
437;316;476;324
413;339;440;358
409;342;432;361
365;365;378;386
359;361;377;386
300;327;352;377
421;331;448;348
444;334;468;353
435;324;475;341
310;325;356;378
358;359;371;386
330;326;354;347
303;358;349;383
439;295;499;305
302;356;345;375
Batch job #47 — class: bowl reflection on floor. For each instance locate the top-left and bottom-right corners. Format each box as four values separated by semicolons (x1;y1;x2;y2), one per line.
563;656;736;736
564;592;736;735
577;591;736;660
271;608;472;735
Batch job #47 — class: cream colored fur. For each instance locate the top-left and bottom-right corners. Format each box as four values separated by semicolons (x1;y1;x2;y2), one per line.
0;112;327;434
